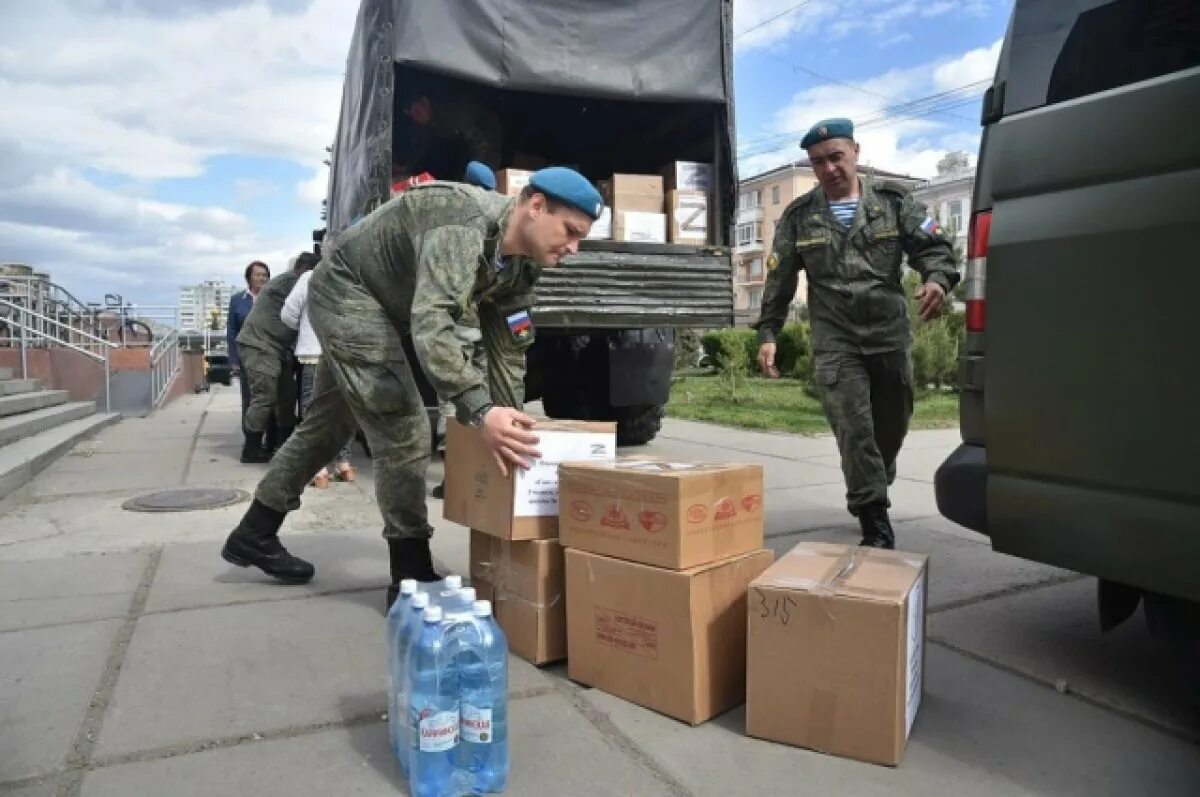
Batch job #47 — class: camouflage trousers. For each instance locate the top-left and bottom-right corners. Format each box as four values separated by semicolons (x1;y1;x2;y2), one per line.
253;310;433;541
239;343;297;435
813;350;913;514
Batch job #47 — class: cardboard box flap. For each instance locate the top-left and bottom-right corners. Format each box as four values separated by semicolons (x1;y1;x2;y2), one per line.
751;542;925;604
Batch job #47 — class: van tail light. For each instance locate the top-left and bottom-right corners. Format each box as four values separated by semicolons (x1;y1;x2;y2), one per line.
965;210;991;333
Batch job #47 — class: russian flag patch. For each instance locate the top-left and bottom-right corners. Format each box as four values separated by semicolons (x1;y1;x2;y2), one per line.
920;216;941;235
506;309;533;340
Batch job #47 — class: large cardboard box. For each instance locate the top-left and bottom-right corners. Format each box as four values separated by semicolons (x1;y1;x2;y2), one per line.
668;190;709;245
662;161;713;193
746;542;929;766
496;168;533;196
443;419;616;540
558;459;764;569
469;531;566;665
566;547;774;724
585;206;612;240
607;174;664;214
613;211;667;244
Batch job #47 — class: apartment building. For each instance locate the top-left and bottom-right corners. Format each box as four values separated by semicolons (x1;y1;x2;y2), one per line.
178;280;236;332
733;161;920;326
911;151;975;257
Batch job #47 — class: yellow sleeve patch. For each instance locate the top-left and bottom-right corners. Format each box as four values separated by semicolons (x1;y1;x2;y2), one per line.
767;252;779;270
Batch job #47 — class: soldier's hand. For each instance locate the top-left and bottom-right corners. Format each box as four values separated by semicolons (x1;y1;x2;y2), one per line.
916;281;947;321
757;342;780;378
481;407;541;476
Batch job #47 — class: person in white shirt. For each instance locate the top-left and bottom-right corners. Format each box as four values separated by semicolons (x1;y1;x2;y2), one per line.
280;262;356;487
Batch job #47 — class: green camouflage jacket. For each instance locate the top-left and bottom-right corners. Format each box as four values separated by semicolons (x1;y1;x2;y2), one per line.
236;272;300;354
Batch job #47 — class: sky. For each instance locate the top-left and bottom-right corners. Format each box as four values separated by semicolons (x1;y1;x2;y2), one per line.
0;0;1011;311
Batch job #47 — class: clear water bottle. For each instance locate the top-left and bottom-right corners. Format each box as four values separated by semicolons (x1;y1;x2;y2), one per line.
435;574;464;609
386;579;418;761
391;590;430;774
457;599;509;793
408;605;460;797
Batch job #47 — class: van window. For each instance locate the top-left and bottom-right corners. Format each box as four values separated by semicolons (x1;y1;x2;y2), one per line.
1004;0;1200;115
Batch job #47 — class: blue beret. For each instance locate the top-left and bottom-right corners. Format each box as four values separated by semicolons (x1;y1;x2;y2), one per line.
800;118;855;149
463;161;497;191
528;167;604;221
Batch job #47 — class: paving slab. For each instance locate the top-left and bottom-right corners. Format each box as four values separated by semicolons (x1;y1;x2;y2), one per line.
0;620;121;781
577;645;1200;796
95;591;548;759
0;550;145;631
929;578;1200;741
0;781;59;797
82;692;674;796
658;416;842;460
769;518;1074;612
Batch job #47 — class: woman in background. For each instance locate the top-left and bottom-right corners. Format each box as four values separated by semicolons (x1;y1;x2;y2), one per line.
228;261;270;430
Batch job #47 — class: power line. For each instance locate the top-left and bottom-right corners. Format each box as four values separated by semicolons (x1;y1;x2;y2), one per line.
734;0;815;40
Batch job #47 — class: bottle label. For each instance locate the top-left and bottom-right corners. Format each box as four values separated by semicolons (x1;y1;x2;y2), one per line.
461;703;493;743
417;710;459;752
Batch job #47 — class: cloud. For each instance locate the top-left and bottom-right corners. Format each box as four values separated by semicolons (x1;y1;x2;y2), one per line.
738;40;1002;180
0;0;355;305
295;163;329;207
733;0;836;52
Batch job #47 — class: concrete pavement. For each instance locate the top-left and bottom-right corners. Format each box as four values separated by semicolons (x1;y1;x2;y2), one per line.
1;386;1196;796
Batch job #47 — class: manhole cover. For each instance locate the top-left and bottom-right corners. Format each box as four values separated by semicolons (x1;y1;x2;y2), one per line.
123;488;250;513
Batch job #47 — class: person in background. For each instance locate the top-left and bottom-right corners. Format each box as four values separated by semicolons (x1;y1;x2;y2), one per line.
280;262;356;488
236;254;315;463
228;261;270;432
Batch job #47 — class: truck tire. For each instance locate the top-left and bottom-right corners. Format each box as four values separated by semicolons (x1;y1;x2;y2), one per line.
616;404;664;446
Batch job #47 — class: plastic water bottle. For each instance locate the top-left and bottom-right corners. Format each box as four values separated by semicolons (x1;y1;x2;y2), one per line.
408;605;460;797
457;600;509;793
386;579;418;761
391;591;430;775
435;574;463;609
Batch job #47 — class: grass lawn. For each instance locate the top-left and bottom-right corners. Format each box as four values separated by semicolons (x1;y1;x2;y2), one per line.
667;374;960;436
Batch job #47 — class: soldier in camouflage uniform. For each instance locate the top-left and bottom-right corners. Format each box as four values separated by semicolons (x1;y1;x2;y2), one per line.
752;119;959;549
235;254;317;463
221;168;603;607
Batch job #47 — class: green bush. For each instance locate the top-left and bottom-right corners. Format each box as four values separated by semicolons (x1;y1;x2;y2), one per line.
701;328;757;371
716;340;750;401
674;328;703;371
774;322;810;376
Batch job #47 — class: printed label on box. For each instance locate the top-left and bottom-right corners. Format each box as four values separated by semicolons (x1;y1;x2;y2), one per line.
595;607;658;658
905;576;925;738
514;431;615;517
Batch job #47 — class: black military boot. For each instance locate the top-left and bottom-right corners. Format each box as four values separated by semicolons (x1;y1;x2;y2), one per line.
430;480;445;499
386;538;440;611
240;432;271;464
858;502;896;550
221;500;315;584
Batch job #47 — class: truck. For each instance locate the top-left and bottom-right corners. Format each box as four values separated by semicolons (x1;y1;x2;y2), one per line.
317;0;737;445
934;0;1200;647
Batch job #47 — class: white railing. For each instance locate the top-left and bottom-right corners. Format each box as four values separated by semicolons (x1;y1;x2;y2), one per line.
150;330;181;409
0;296;116;413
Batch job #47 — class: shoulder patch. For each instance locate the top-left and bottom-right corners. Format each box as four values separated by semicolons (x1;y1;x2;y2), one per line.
767;252;779;270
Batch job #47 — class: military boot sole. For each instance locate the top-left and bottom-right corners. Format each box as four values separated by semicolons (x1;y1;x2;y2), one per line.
221;535;314;585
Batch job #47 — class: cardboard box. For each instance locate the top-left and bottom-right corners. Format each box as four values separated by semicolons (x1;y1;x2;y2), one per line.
668;190;708;245
558;459;764;569
470;531;566;665
444;419;617;540
608;173;664;214
613;211;667;244
662;161;713;193
496;168;533;196
585;206;612;240
566;547;774;724
746;542;929;766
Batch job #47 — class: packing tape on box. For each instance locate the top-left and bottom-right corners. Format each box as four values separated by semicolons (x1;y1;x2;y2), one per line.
771;546;925;600
474;543;562;611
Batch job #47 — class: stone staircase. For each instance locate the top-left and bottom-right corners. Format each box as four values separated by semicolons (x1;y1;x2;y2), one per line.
0;368;120;499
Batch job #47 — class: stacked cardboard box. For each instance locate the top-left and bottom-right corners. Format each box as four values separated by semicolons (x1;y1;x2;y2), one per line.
443;419;616;664
558;459;773;724
606;174;666;243
746;542;929;766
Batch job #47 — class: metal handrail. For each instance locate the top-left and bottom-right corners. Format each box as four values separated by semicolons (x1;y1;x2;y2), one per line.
150;330;181;408
0;297;114;412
